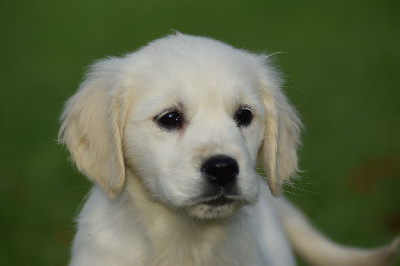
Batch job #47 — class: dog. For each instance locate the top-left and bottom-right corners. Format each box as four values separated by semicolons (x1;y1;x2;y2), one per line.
59;32;399;265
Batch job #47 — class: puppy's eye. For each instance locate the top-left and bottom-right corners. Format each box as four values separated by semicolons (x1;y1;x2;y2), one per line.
156;110;184;130
234;107;253;127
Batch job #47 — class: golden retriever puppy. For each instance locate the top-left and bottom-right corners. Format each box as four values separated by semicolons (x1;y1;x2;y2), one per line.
59;32;399;265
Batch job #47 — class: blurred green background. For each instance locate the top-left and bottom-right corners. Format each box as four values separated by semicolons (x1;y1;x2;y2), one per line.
1;0;399;265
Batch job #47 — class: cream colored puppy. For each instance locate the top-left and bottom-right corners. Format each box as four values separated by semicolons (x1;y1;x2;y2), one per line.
59;32;399;265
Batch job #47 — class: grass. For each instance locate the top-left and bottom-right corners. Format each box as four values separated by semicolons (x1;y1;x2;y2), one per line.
1;0;399;264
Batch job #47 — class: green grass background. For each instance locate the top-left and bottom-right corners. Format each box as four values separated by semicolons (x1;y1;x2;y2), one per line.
1;0;399;265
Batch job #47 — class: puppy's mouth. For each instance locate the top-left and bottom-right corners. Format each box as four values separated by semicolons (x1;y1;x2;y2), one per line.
200;196;235;206
185;185;249;219
187;194;243;219
195;185;241;206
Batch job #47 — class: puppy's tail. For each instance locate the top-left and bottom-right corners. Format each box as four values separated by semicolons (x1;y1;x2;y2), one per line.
276;199;400;266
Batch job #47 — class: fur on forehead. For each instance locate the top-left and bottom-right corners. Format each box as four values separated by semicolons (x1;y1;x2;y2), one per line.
87;32;282;101
125;33;277;87
123;33;282;111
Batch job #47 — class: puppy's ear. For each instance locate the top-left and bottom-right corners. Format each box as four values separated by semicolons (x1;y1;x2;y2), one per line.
59;60;130;199
260;64;302;196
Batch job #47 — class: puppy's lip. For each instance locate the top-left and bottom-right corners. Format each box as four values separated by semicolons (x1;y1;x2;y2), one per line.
187;188;245;206
201;196;235;206
194;193;244;206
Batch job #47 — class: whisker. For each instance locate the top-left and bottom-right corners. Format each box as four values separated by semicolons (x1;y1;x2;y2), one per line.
281;188;302;197
283;182;323;196
265;51;287;59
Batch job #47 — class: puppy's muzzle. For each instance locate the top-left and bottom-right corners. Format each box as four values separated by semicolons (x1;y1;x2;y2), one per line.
201;155;239;187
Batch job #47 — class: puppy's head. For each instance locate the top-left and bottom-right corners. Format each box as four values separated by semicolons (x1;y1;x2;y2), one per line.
59;33;301;219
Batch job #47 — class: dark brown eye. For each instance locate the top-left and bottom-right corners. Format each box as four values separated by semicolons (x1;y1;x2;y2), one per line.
156;110;184;130
234;108;253;127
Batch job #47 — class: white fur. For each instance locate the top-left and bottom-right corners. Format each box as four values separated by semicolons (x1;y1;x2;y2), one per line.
59;32;399;265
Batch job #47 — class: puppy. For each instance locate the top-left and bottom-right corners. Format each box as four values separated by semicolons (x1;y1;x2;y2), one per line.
59;32;399;265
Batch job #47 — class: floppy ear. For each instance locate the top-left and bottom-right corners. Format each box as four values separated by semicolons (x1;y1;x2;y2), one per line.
260;65;302;197
58;60;131;199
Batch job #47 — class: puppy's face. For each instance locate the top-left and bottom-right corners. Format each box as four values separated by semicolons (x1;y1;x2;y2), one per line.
59;33;301;220
123;51;267;219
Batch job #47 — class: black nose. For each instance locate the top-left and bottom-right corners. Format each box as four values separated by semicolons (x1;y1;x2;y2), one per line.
201;155;239;187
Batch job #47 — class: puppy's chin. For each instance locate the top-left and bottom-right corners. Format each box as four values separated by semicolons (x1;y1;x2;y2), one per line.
186;199;243;220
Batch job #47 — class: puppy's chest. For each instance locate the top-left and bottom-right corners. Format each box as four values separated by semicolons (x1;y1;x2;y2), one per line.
142;225;263;266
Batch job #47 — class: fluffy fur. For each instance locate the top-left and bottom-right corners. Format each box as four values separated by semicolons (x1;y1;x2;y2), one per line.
59;32;399;265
